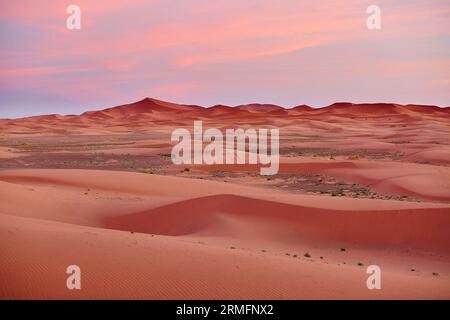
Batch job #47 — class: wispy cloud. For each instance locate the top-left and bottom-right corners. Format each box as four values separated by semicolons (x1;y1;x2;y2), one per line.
0;0;449;117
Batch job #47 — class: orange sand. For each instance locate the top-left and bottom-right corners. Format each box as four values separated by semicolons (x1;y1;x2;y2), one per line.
1;98;449;299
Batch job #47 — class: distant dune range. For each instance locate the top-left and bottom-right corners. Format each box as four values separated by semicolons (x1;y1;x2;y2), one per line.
0;98;449;299
0;98;449;135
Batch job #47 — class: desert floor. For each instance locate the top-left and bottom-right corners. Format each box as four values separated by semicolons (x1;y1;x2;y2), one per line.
0;99;449;299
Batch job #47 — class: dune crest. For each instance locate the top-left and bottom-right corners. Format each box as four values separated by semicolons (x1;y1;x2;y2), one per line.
1;98;448;135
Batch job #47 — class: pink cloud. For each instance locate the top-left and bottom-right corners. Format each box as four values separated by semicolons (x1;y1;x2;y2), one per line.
1;0;449;115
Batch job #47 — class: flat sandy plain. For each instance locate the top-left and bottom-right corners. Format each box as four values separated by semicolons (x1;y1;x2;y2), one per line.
1;98;449;299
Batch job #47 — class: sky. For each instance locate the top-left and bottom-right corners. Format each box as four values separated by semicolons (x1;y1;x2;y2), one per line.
0;0;449;118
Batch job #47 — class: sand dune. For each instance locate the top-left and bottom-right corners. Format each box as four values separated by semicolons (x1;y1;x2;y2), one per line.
1;212;448;300
106;193;450;252
0;169;449;299
0;98;449;299
1;98;448;135
199;160;450;202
